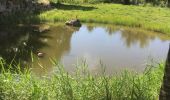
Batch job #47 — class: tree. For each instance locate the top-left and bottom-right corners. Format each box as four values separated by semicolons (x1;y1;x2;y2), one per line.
123;0;130;5
159;45;170;100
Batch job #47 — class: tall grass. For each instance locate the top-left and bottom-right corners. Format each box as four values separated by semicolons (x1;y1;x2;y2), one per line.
0;57;164;100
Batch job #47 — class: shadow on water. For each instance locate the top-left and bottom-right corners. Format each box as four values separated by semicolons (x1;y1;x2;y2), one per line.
0;23;80;72
0;25;47;69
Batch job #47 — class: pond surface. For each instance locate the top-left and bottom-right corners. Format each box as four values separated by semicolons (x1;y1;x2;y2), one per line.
0;23;170;75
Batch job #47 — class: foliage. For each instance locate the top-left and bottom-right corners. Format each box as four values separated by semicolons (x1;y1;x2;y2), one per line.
0;58;164;100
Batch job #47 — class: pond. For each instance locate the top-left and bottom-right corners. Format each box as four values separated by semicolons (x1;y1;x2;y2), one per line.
0;23;170;75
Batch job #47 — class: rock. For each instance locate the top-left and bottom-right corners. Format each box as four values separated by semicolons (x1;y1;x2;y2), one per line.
37;0;50;6
37;52;44;57
65;19;82;27
0;0;51;16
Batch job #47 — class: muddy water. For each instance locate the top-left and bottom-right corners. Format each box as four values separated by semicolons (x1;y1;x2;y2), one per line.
0;23;170;75
30;24;170;75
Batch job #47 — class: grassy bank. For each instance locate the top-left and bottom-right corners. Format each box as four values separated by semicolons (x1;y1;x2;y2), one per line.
0;58;164;100
39;3;170;34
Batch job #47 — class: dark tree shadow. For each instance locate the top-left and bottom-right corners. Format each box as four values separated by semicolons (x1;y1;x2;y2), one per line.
50;3;97;11
0;24;80;73
0;2;83;72
0;24;50;71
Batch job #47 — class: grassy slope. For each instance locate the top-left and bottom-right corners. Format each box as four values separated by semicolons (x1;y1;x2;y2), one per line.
39;3;170;34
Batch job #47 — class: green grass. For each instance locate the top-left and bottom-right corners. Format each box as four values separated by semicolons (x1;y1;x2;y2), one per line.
0;58;165;100
39;3;170;34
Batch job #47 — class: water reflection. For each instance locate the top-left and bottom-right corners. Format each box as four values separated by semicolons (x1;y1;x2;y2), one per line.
31;24;80;75
0;23;170;75
62;24;170;74
104;25;170;48
121;29;155;48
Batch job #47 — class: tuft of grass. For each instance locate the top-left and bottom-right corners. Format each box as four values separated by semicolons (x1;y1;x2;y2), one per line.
39;3;170;34
0;58;165;100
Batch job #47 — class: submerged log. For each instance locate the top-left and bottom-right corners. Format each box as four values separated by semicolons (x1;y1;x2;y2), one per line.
65;19;82;27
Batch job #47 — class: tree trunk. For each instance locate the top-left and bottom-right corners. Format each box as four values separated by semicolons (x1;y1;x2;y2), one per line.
159;45;170;100
168;0;170;7
123;0;130;5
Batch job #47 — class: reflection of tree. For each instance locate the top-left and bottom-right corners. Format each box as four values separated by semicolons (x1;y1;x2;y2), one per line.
31;24;80;76
105;26;153;48
105;26;117;36
85;24;159;48
86;25;95;32
120;29;155;48
98;25;169;48
105;26;168;48
40;25;79;61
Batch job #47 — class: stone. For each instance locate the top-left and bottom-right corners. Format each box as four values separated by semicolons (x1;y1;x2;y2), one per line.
37;52;44;57
65;19;82;27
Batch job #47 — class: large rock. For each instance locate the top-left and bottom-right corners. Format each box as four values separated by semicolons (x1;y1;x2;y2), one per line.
37;0;50;5
65;19;82;27
0;0;51;15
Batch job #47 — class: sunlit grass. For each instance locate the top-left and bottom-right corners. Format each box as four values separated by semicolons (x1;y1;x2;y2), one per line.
39;3;170;34
0;57;164;100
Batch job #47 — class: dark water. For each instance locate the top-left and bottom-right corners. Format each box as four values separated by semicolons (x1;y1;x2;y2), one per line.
0;23;170;75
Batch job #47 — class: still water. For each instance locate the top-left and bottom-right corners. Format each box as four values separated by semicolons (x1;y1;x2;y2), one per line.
0;23;170;75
